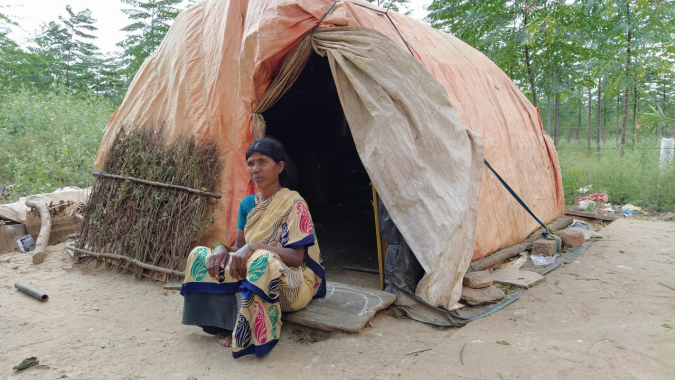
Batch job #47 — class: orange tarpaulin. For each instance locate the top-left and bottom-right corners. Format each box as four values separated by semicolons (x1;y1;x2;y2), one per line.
95;0;564;307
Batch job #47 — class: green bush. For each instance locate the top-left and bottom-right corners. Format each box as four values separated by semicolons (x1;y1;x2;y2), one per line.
0;88;115;200
557;137;675;212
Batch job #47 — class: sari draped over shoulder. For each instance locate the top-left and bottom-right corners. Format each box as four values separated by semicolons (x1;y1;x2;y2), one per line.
181;188;325;358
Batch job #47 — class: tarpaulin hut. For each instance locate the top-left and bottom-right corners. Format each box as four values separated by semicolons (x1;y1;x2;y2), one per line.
94;0;564;310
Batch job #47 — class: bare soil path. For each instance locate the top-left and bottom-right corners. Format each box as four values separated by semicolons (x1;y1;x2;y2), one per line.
1;219;674;379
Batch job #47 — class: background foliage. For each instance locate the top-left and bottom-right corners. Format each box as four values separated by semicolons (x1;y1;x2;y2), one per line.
0;0;674;209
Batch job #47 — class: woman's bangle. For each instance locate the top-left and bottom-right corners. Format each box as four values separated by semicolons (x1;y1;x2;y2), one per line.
212;242;225;251
246;242;254;252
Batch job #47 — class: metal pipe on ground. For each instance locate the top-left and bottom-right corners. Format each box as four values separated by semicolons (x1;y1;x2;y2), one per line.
14;283;49;301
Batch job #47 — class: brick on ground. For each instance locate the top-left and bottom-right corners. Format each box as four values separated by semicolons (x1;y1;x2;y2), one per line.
463;271;494;289
532;236;560;257
554;229;585;247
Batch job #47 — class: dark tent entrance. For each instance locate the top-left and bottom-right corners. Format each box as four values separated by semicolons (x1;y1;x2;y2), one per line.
263;52;380;289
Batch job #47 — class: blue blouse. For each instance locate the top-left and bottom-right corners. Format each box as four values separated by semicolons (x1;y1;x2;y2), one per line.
237;194;256;231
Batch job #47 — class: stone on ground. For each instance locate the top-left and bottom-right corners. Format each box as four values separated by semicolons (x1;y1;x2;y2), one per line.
490;268;545;289
283;282;396;333
463;271;493;289
554;229;585;247
532;236;560;256
461;285;505;306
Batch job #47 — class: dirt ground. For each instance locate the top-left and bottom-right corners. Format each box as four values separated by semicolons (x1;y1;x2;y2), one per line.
1;219;674;380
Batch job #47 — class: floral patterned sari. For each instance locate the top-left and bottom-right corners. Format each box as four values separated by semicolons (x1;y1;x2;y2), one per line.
181;188;325;358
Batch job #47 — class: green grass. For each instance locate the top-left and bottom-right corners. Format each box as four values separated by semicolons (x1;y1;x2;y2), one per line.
0;88;115;200
557;137;675;212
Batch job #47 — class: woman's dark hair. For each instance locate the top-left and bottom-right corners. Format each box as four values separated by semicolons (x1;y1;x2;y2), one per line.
245;137;295;187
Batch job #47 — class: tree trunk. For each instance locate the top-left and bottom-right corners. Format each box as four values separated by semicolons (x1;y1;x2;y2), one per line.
616;95;621;142
597;78;602;152
525;44;537;107
66;47;72;88
673;82;675;138
603;105;607;142
632;87;638;146
523;11;537;107
472;1;477;48
577;96;582;141
547;93;552;134
587;87;592;151
621;89;629;154
620;0;632;155
555;93;560;145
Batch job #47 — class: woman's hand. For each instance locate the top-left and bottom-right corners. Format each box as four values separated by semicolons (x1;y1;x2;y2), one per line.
206;245;231;279
230;244;255;280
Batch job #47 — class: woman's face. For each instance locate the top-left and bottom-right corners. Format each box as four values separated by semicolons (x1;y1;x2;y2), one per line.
247;151;284;189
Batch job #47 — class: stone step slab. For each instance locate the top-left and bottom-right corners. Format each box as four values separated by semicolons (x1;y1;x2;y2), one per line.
490;268;545;289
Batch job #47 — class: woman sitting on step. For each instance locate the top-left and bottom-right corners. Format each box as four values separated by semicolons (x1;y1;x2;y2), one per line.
180;137;325;358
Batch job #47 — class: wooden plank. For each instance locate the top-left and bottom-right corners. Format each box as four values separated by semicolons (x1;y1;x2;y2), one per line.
507;253;529;270
283;282;396;333
469;243;528;272
565;209;618;221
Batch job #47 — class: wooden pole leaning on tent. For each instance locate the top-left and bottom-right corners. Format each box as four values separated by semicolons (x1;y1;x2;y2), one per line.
67;244;186;278
24;196;51;264
372;185;385;291
91;171;222;199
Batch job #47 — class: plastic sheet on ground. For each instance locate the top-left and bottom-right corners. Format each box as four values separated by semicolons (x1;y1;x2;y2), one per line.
574;193;609;205
567;220;603;240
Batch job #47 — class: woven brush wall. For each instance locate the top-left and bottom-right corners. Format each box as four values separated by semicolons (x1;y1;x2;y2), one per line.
78;126;220;281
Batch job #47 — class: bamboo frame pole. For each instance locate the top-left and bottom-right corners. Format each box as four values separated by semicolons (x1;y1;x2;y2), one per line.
92;171;221;199
69;245;186;278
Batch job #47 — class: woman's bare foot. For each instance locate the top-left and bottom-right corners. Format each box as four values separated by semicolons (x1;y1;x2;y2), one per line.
217;331;232;347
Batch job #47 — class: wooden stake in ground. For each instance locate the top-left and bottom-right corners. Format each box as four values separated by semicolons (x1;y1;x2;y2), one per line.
25;196;51;264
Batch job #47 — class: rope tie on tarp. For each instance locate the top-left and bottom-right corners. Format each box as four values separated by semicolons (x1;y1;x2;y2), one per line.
347;1;416;57
314;0;339;34
483;159;550;237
